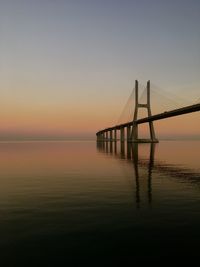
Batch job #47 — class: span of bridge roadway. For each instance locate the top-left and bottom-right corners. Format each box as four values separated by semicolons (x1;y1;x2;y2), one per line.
97;103;200;135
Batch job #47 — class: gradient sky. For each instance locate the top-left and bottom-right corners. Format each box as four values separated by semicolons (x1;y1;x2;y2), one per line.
0;0;200;139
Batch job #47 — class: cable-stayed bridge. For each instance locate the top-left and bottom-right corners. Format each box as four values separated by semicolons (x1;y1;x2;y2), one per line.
96;80;200;143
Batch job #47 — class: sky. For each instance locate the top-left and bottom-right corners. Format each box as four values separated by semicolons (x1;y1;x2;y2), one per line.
0;0;200;140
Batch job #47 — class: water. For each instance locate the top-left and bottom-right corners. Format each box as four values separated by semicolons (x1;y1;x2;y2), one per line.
0;140;199;265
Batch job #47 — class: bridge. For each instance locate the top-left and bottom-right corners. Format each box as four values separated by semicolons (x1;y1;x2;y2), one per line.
96;80;200;143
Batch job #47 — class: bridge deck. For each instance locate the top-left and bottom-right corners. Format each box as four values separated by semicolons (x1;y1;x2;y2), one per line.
96;103;200;135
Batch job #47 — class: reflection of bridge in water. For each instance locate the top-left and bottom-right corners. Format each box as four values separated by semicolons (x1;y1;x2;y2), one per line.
97;141;200;208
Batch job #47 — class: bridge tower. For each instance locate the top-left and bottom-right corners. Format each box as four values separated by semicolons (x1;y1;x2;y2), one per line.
130;80;158;143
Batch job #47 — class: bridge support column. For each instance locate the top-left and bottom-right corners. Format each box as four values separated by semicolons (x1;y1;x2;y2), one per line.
100;133;104;142
120;127;125;142
131;80;158;143
127;125;131;142
114;129;117;141
110;130;113;141
97;133;102;142
132;122;138;141
104;132;107;141
147;81;157;142
105;131;108;141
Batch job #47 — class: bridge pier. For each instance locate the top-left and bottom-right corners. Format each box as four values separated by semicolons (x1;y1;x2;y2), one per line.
105;131;108;141
103;132;106;141
114;129;117;141
127;125;131;142
109;130;113;141
97;133;102;142
120;127;125;142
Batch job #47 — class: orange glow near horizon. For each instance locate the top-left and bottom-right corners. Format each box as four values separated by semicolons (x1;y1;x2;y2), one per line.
0;99;121;137
0;101;199;139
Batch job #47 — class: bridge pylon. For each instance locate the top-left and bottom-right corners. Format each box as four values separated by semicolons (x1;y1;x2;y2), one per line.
130;80;158;143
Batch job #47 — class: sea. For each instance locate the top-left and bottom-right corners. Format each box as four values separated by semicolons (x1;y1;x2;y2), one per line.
0;140;199;266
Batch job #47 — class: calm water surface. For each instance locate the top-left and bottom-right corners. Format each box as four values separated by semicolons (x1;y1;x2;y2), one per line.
0;140;199;265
